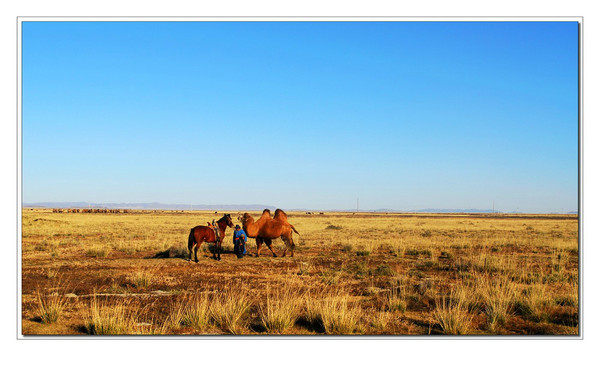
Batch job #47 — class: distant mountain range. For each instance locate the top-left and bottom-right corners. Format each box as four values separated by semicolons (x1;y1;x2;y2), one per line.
23;202;277;211
22;202;578;214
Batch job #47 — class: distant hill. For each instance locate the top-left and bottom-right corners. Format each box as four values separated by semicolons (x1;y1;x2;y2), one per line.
23;202;276;211
23;202;576;214
412;208;498;213
311;208;501;213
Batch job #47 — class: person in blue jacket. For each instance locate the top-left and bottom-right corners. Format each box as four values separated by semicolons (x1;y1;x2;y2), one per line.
232;225;247;259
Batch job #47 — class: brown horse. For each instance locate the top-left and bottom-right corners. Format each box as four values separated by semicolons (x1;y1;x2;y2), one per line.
188;214;234;262
239;209;299;257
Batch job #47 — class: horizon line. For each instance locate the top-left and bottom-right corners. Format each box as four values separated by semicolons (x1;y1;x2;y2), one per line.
21;201;578;215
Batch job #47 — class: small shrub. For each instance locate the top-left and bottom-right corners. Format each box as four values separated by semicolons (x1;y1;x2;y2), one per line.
421;249;433;257
383;286;407;313
346;261;368;278
341;244;353;253
372;264;395;277
325;225;343;230
34;241;49;252
555;293;578;308
296;261;313;276
355;250;370;257
513;285;552;322
86;246;108;258
405;249;431;257
370;311;392;332
440;251;454;259
129;271;153;289
320;270;341;286
36;290;66;324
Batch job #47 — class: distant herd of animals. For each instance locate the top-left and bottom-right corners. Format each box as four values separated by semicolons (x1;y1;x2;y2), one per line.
187;209;299;262
52;208;130;213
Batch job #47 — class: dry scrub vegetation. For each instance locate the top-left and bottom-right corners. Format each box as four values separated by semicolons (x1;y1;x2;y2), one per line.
21;209;579;335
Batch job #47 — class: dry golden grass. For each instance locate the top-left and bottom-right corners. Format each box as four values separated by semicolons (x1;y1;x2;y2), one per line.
209;290;252;334
304;291;362;335
21;209;579;335
163;293;212;332
259;285;303;333
433;285;473;335
84;295;139;335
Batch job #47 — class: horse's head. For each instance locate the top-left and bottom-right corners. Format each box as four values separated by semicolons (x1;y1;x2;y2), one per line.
222;213;234;228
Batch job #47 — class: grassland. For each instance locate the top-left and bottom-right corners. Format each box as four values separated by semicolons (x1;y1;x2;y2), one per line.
21;209;579;336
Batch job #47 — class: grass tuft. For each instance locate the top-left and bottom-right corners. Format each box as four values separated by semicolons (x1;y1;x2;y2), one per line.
84;296;138;335
129;270;153;289
305;293;362;334
382;286;407;313
166;293;211;331
259;286;302;334
36;290;67;324
433;286;473;335
210;291;251;334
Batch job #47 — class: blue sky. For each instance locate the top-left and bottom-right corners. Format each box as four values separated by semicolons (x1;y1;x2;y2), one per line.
22;21;579;212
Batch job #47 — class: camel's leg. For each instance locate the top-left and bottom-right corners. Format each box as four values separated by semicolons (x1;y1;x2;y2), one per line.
289;236;295;257
256;238;264;257
264;238;278;257
281;235;295;257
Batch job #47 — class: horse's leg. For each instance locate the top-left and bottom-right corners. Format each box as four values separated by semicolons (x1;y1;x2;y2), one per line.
216;240;221;261
256;237;263;257
264;238;278;257
194;241;200;263
211;241;217;260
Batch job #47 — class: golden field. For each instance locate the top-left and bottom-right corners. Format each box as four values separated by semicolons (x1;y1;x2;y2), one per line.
21;209;579;336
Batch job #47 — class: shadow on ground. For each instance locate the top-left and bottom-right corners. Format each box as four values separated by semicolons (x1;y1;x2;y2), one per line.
149;247;189;259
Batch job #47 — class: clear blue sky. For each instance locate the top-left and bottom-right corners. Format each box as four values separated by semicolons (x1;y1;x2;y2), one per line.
22;21;579;212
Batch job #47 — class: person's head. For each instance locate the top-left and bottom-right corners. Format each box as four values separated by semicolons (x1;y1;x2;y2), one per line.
235;225;241;230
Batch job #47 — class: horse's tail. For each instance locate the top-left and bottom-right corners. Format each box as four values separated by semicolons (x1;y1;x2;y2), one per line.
290;224;299;235
188;228;196;253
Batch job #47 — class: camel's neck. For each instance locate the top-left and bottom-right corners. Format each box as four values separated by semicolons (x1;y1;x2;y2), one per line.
242;218;258;236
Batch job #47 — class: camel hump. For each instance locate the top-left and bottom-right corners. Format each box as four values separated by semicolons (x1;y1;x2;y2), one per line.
274;208;288;220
